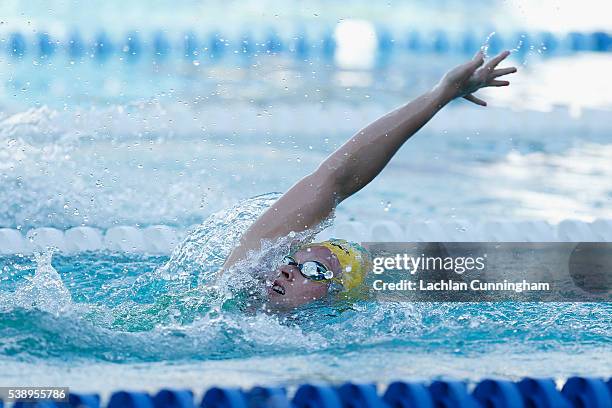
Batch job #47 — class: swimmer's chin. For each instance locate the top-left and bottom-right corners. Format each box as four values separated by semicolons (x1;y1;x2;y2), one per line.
264;288;291;312
264;290;323;313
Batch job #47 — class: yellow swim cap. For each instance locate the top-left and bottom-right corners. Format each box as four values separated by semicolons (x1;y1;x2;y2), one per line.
312;239;370;291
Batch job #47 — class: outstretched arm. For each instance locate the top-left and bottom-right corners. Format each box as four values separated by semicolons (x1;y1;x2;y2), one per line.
222;51;516;270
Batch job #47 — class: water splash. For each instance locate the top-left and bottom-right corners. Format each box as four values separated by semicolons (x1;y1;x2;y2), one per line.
158;192;283;288
0;246;610;367
0;188;336;360
480;31;496;57
509;35;525;54
133;192;333;316
12;250;73;316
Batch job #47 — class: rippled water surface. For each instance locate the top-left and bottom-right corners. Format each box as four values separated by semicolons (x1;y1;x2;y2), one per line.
1;0;612;393
1;246;611;392
0;195;610;392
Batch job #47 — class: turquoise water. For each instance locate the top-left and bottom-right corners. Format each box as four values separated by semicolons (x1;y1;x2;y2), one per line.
1;253;611;391
0;195;611;393
1;0;612;395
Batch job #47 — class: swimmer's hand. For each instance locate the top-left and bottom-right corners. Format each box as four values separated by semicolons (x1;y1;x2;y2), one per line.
438;50;517;106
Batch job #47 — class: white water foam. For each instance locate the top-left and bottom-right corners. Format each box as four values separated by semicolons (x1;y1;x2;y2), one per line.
11;250;73;315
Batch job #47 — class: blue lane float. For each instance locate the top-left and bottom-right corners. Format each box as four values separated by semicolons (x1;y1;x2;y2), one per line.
246;387;288;408
93;31;113;60
472;379;524;408
152;390;193;408
320;31;336;59
293;34;309;59
336;383;385;408
2;29;610;63
592;31;612;52
209;32;226;59
8;32;26;57
107;392;154;408
382;381;434;407
200;387;247;408
67;394;100;408
293;385;342;408
124;31;142;61
0;378;611;407
561;377;612;408
67;31;85;58
263;31;283;54
516;378;572;408
429;381;479;408
37;33;55;57
183;31;199;59
153;31;171;58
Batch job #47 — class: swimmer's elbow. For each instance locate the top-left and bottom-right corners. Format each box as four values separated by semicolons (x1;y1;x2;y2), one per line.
311;162;352;203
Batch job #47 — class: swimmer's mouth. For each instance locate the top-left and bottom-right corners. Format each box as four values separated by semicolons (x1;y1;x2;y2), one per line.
271;282;285;295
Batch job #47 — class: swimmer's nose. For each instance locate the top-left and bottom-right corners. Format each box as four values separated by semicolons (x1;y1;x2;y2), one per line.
279;265;296;281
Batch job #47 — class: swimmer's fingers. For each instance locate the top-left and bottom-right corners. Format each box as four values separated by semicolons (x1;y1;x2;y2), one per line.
463;94;487;106
490;67;517;79
484;50;511;72
465;51;485;74
486;79;510;87
444;53;483;85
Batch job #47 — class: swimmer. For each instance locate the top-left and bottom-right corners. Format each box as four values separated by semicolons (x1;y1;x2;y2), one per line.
221;50;517;311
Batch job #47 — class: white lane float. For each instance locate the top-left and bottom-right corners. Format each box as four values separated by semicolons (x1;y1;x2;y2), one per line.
26;227;67;252
0;219;609;255
65;227;104;252
104;226;147;252
557;220;597;242
0;228;29;254
142;225;180;254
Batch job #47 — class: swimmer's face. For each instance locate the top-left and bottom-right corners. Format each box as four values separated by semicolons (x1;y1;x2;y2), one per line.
266;246;342;311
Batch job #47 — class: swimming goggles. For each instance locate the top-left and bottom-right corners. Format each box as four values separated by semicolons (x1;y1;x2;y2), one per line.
281;255;334;281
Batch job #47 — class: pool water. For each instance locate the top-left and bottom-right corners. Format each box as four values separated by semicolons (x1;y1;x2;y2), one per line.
0;194;611;394
2;48;612;230
1;0;612;396
0;254;610;393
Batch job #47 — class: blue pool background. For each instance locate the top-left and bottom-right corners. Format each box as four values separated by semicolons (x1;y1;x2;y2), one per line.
1;0;611;396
